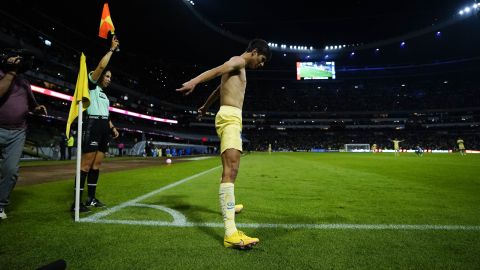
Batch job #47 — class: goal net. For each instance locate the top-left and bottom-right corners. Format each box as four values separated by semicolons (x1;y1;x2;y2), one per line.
345;144;371;152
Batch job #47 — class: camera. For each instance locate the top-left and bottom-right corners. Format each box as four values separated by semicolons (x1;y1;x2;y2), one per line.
0;48;35;73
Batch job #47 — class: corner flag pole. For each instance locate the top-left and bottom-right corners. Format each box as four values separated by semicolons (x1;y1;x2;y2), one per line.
74;100;83;221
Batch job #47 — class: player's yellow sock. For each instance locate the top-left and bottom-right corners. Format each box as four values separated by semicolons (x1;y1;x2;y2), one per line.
219;183;237;237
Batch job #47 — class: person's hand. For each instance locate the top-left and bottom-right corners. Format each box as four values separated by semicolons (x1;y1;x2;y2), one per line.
176;81;196;96
34;105;48;115
197;105;206;120
111;35;120;51
6;56;22;72
111;127;119;139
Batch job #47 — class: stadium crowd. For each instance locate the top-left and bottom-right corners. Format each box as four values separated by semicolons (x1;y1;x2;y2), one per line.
0;13;479;158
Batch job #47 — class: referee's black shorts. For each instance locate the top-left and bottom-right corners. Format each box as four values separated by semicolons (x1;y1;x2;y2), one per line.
82;115;110;153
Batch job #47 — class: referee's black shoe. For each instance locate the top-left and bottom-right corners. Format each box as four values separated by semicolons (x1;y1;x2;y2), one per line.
70;202;90;213
86;197;106;207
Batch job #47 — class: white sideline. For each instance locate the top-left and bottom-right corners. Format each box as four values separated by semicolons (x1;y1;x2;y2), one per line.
79;166;480;231
81;219;480;231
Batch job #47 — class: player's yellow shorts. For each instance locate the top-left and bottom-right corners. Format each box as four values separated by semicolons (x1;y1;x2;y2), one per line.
215;105;242;154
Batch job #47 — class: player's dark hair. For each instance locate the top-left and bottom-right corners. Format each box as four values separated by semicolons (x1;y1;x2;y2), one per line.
246;39;271;61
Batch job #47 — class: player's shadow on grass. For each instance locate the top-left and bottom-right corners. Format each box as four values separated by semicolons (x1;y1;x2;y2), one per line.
148;195;218;215
149;196;224;245
186;204;225;246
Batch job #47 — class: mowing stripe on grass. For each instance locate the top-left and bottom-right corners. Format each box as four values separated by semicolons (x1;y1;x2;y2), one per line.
80;165;221;222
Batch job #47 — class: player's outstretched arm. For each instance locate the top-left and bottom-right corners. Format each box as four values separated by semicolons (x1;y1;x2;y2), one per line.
176;56;245;96
198;85;220;119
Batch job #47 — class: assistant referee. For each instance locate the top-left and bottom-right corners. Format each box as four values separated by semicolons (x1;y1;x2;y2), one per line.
71;36;120;212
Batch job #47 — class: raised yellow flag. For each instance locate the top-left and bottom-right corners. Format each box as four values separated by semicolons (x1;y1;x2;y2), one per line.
66;53;90;138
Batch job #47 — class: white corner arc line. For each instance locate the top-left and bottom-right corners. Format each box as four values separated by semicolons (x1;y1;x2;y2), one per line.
133;203;187;225
80;165;221;222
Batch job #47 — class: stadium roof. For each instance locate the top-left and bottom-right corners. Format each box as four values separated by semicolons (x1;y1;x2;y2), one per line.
4;0;476;67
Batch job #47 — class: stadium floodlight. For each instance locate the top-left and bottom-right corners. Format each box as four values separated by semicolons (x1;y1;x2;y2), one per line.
310;46;313;50
375;48;380;52
44;40;52;46
325;54;329;59
325;46;329;50
330;46;334;50
459;10;465;15
400;41;406;47
464;7;471;13
350;52;355;56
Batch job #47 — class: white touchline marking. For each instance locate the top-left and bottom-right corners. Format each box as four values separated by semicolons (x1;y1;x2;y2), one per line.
80;219;480;231
79;164;480;231
181;156;215;161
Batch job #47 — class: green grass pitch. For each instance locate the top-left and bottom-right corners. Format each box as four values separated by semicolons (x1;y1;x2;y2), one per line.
2;152;480;269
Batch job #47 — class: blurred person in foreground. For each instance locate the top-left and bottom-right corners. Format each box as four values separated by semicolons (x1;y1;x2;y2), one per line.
0;48;47;219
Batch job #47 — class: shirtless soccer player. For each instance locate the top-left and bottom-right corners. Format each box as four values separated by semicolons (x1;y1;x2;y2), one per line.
176;39;271;249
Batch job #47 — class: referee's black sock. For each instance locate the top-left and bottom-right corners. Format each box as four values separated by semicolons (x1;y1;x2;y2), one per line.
73;170;88;202
87;169;100;199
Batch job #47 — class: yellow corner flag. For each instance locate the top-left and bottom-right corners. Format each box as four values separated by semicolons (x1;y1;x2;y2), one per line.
66;53;90;138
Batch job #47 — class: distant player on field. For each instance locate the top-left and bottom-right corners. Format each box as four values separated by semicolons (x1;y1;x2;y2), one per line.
415;145;423;157
371;143;377;153
389;138;403;157
457;138;466;156
268;143;272;154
